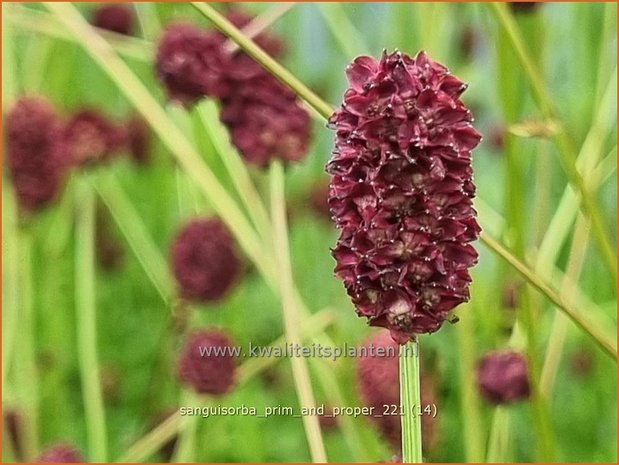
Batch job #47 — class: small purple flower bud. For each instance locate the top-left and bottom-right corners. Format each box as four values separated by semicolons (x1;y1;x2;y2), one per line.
63;109;126;167
215;9;311;167
6;97;68;213
155;23;229;106
37;444;83;463
170;218;242;303
476;350;530;404
328;51;481;344
177;329;237;395
91;4;135;35
218;73;311;166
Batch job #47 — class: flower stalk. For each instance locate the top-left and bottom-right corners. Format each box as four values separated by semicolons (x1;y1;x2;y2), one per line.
400;340;423;463
75;175;108;461
270;160;327;463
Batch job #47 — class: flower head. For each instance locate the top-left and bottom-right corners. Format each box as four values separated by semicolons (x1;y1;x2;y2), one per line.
219;72;311;166
177;329;237;395
37;444;83;463
63;109;126;167
214;10;310;166
327;51;481;344
6;97;68;212
153;9;310;165
91;3;135;35
476;350;530;404
155;23;228;105
170;218;242;303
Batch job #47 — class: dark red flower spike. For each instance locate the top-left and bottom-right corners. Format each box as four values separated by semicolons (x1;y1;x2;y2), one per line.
328;51;481;344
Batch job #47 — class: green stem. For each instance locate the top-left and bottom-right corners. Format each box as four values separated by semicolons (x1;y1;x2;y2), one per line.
120;412;183;463
237;309;334;383
489;2;617;283
486;407;511;462
309;358;370;462
540;215;590;395
196;101;272;243
191;2;333;120
497;20;554;454
315;3;369;58
2;185;19;390
223;2;296;54
480;232;616;359
93;171;173;304
399;340;423;463
536;68;616;274
17;227;39;461
172;392;201;462
2;7;17;108
270;160;327;463
455;306;485;462
43;174;76;258
75;176;108;462
519;288;555;461
22;34;54;93
134;2;161;41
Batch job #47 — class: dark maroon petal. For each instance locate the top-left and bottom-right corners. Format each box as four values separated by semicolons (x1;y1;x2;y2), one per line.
327;51;481;343
346;56;380;92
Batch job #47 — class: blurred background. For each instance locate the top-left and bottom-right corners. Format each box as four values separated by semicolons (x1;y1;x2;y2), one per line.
2;2;617;463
